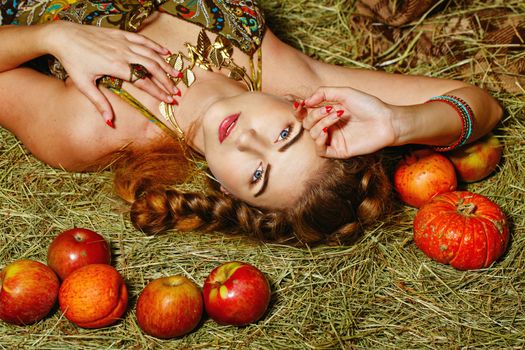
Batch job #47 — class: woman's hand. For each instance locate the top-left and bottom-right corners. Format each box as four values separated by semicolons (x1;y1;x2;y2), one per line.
45;21;181;126
298;86;397;158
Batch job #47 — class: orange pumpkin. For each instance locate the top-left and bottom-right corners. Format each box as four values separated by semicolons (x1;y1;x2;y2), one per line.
413;191;509;270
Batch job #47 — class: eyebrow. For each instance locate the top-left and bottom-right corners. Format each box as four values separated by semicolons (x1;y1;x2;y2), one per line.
254;125;305;197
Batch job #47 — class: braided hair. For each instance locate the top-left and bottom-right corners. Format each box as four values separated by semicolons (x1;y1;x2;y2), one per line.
113;137;391;245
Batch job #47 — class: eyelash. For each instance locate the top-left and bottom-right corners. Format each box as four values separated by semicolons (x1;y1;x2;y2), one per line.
251;162;264;184
276;125;293;143
251;125;293;184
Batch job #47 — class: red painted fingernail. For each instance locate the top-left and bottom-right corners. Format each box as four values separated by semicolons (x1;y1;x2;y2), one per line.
177;72;183;79
170;99;179;106
336;110;344;117
322;127;328;133
293;101;300;109
325;106;333;113
106;119;114;128
175;89;181;97
301;100;305;107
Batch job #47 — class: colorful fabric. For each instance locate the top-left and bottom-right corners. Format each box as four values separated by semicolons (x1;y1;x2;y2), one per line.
2;0;265;56
1;0;265;137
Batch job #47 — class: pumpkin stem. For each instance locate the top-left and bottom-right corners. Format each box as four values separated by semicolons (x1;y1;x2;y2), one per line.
457;201;477;216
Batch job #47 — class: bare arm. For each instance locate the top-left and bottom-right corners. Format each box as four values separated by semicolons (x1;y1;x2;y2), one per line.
0;22;179;124
264;29;502;157
0;67;111;171
299;85;502;158
0;67;160;171
390;85;502;147
0;25;50;72
311;61;502;144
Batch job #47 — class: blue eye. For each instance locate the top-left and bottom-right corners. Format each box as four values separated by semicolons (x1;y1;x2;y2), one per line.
277;126;292;142
251;163;264;183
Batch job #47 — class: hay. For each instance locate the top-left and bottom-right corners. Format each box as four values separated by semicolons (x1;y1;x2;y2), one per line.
1;0;525;348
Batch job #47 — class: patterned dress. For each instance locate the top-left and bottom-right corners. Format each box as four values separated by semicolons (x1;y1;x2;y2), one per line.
0;0;265;138
0;0;265;78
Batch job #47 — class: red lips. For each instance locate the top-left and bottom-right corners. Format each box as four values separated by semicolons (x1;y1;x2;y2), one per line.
218;113;240;143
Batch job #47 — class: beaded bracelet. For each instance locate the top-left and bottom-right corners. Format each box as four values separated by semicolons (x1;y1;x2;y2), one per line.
425;95;474;152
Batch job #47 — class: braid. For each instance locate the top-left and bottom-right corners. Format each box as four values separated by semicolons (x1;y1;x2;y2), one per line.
356;159;392;224
131;188;293;241
112;136;391;246
287;155;391;246
325;158;391;244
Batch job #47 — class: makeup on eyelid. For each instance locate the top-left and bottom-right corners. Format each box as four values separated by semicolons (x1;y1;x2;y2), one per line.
202;92;325;208
250;124;294;185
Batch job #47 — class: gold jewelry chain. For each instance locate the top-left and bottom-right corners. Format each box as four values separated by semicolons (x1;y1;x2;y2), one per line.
159;29;262;141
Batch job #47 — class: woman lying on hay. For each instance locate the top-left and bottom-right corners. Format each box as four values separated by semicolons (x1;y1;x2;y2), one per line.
0;0;503;245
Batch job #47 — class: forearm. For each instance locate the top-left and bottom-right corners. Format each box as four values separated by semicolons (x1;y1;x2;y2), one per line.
0;23;56;72
391;86;503;147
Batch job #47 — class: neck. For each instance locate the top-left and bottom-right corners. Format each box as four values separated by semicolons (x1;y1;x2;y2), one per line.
173;74;246;154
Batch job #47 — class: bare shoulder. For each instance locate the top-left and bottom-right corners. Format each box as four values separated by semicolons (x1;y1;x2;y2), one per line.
0;68;162;171
260;29;470;104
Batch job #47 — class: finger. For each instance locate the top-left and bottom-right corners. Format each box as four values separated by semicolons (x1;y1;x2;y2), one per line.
304;86;356;107
112;61;172;100
130;44;181;78
292;100;307;121
150;74;176;96
313;129;329;156
302;105;335;130
128;50;180;94
309;112;340;139
133;77;176;105
150;74;181;99
79;81;115;127
125;32;170;55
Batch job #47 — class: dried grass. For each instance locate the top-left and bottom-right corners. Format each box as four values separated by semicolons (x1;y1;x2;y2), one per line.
1;0;525;348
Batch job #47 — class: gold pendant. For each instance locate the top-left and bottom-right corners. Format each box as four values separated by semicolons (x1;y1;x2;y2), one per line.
157;29;262;142
159;101;185;141
164;29;258;92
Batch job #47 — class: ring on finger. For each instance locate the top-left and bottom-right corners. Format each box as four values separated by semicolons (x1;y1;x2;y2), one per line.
129;63;150;83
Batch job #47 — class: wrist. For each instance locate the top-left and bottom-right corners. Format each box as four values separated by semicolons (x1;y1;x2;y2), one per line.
390;105;416;147
390;100;464;148
38;21;67;58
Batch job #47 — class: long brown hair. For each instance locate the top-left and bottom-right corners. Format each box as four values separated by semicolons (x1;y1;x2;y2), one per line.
112;136;391;245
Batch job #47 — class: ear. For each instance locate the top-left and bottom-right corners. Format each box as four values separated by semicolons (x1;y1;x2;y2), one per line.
282;94;299;103
219;186;238;200
220;185;231;196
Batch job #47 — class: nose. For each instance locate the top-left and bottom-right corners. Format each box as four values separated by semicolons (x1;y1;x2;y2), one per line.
236;128;268;154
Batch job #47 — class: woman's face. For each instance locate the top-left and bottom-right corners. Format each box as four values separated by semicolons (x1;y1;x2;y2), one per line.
202;92;326;209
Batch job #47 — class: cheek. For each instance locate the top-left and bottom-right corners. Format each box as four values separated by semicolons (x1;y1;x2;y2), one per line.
206;152;246;194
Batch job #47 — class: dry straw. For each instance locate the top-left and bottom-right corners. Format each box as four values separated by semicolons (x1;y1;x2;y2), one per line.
1;0;525;348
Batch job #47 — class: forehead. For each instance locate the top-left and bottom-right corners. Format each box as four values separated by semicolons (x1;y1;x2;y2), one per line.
232;92;290;110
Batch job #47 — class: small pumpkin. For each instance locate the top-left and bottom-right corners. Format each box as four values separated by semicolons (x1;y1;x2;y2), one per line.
413;191;509;270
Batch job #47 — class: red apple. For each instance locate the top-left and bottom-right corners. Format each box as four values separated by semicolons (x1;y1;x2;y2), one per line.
59;264;128;328
203;261;271;326
393;149;457;208
447;133;503;183
47;228;111;280
0;260;59;325
136;275;203;338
